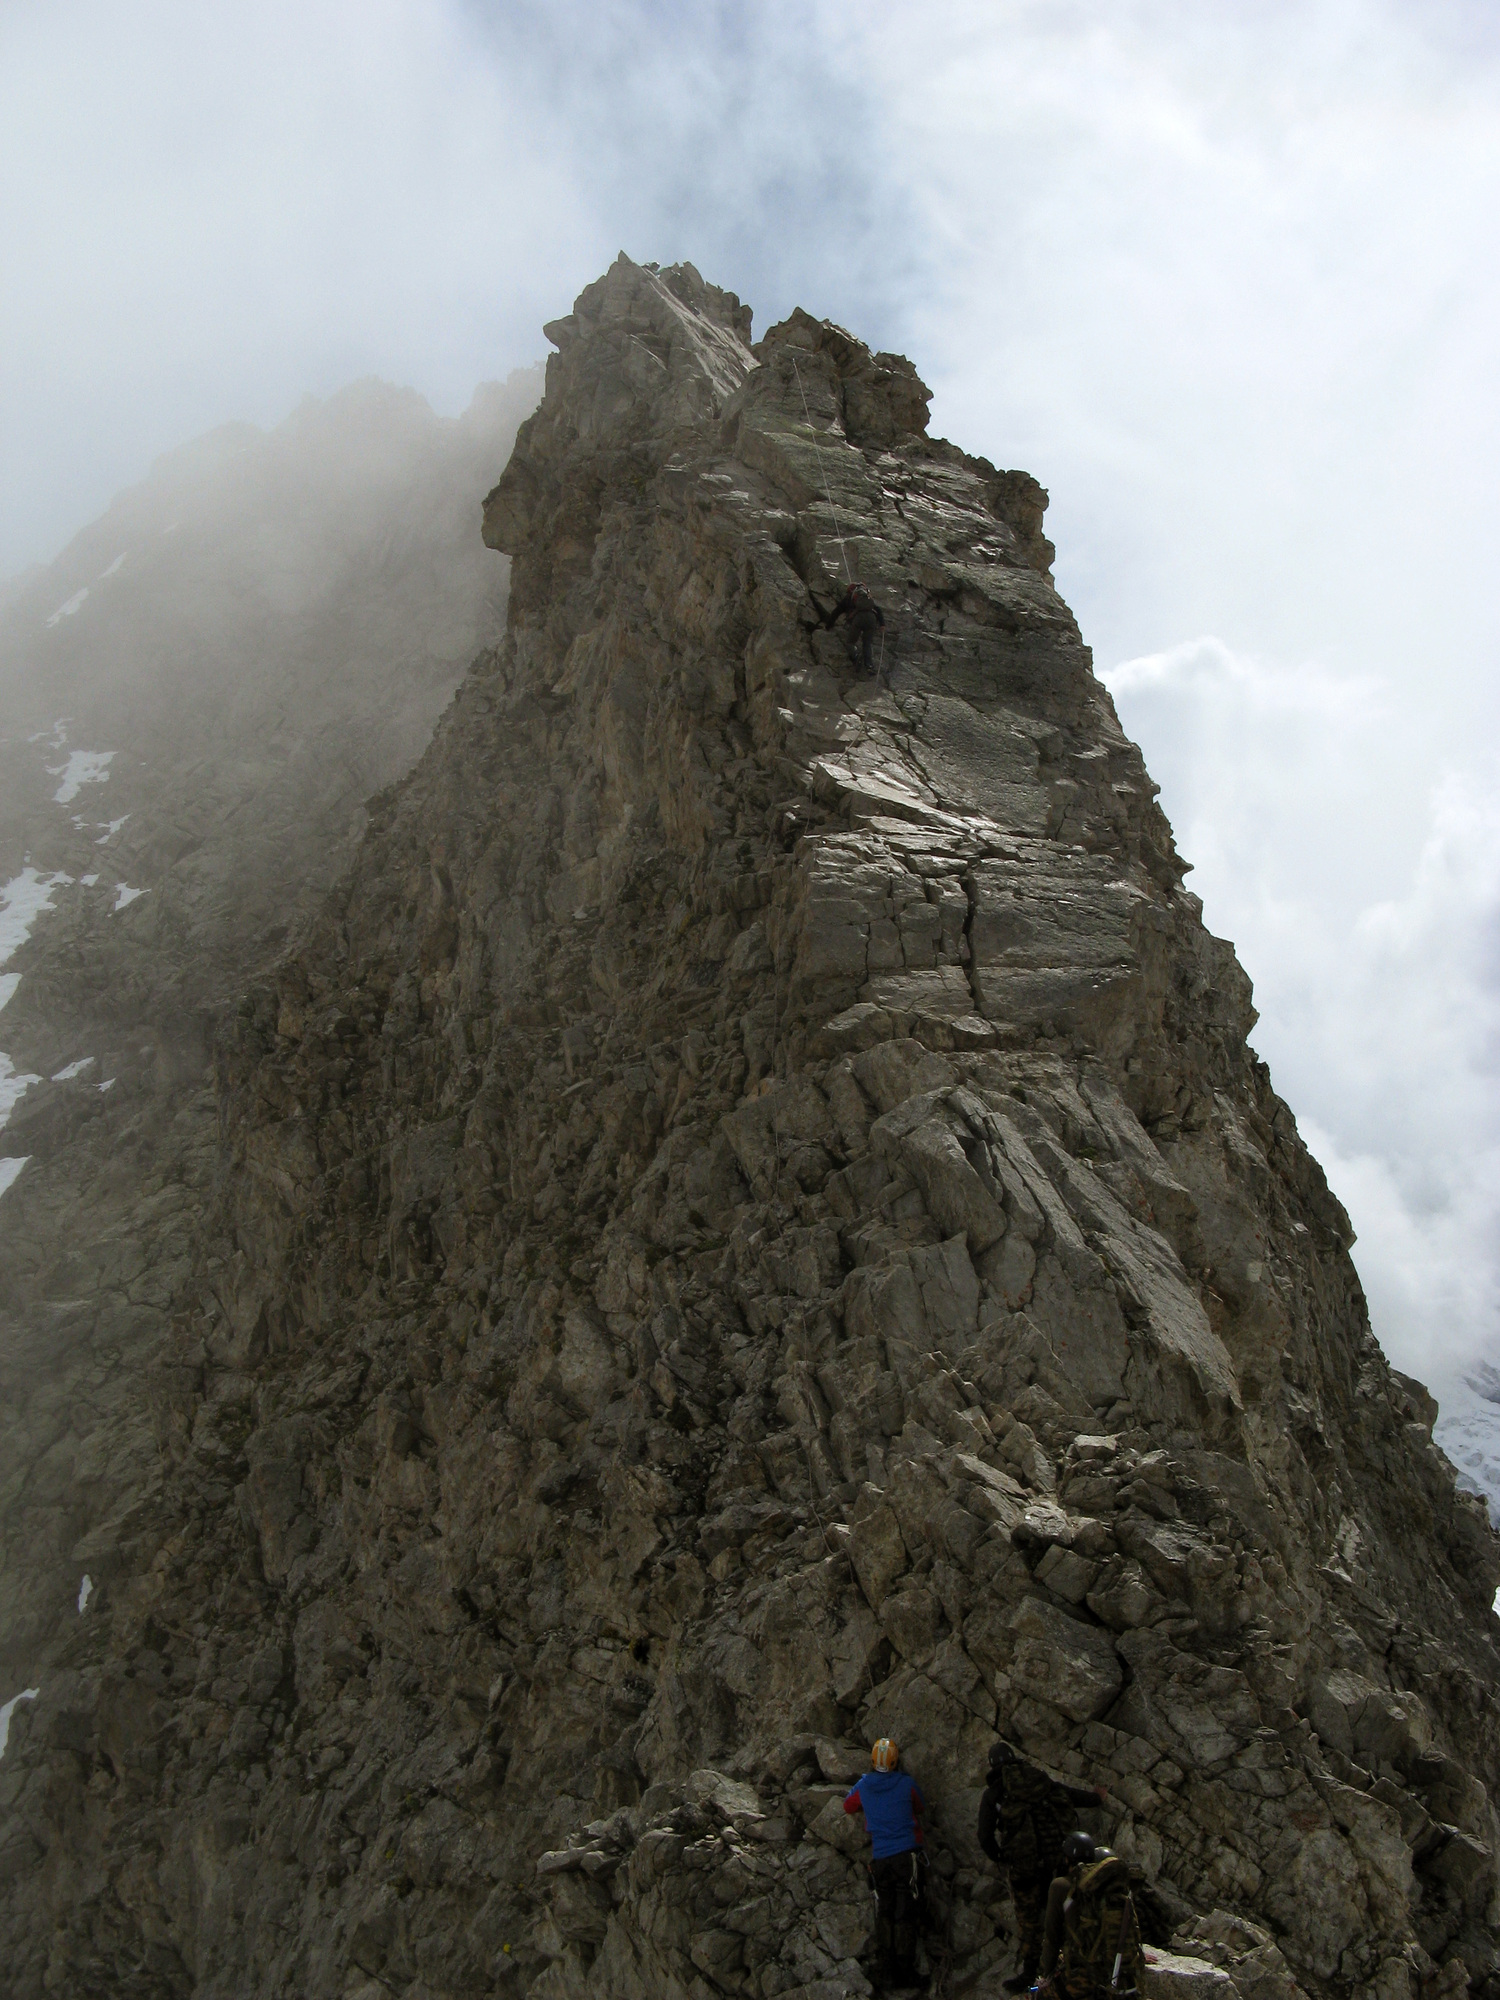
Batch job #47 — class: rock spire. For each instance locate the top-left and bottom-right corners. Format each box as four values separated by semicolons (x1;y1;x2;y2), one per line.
1;255;1496;2000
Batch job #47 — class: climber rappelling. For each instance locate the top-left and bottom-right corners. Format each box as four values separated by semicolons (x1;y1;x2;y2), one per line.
1037;1833;1145;2000
828;578;886;678
977;1740;1107;1993
844;1737;928;1991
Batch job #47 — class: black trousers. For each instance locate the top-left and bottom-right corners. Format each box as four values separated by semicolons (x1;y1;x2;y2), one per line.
848;611;879;674
871;1850;924;1978
1010;1872;1050;1972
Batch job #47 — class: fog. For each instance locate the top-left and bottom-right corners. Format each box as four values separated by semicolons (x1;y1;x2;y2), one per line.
3;0;1498;1400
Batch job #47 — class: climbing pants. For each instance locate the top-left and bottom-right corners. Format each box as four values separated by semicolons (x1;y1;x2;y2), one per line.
848;609;879;675
871;1851;923;1981
1009;1872;1051;1974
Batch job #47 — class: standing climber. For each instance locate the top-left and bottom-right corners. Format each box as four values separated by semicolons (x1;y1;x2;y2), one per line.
844;1738;927;1991
828;579;886;677
1038;1834;1144;1999
977;1741;1106;1993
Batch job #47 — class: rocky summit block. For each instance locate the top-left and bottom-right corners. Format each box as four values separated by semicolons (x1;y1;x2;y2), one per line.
2;255;1498;2000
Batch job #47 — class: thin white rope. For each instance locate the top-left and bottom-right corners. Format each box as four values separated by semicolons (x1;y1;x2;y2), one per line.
789;351;853;585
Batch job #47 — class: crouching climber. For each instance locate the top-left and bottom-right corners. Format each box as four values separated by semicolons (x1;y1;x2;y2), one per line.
1039;1833;1145;2000
828;579;886;677
978;1740;1107;1992
844;1737;927;1991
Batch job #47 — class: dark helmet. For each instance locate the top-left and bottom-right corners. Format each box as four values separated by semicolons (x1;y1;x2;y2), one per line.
1060;1832;1096;1869
988;1740;1016;1775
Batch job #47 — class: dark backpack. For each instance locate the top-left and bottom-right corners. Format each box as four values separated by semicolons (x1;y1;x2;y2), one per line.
1061;1855;1142;1992
848;582;872;611
995;1762;1063;1878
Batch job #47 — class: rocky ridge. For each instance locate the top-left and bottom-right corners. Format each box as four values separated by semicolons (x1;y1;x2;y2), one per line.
1;258;1496;2000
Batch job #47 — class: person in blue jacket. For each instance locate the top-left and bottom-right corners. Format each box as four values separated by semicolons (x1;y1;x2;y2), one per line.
844;1737;927;1991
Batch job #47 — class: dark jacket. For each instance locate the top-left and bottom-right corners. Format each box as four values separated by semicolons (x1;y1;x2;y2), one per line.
829;582;884;630
977;1760;1099;1880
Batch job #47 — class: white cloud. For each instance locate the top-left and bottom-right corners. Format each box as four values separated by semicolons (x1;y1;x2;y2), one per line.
1103;636;1500;1393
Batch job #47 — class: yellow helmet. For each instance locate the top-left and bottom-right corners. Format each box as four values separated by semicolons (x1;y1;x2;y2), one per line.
871;1738;898;1772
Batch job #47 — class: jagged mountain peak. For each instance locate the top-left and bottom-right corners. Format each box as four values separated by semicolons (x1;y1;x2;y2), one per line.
0;262;1496;2000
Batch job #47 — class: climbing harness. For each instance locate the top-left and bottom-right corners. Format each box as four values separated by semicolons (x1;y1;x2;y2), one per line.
789;352;853;585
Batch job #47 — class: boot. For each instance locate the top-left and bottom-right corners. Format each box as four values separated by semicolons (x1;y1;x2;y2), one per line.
1004;1962;1039;1993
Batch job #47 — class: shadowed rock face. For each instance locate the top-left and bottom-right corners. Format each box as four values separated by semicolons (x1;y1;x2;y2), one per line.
1;257;1496;2000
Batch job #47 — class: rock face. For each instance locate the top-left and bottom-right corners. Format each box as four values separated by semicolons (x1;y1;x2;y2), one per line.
0;373;539;1704
1;257;1497;2000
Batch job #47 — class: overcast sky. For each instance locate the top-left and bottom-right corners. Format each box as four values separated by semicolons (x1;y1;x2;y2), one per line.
3;0;1496;1399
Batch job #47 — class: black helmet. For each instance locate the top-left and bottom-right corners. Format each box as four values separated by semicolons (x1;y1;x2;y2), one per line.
1060;1832;1096;1869
988;1740;1016;1774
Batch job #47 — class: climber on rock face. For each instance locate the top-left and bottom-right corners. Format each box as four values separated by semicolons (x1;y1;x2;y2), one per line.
844;1737;927;1992
828;579;885;677
1038;1835;1144;2000
977;1740;1107;1994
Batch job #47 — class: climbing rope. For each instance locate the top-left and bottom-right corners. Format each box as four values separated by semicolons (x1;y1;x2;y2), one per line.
789;351;853;585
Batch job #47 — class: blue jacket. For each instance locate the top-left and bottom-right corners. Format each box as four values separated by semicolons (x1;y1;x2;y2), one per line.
844;1770;925;1860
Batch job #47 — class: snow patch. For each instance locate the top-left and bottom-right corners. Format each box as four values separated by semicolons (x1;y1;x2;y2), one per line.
0;872;69;1123
0;867;69;965
44;588;87;627
50;749;114;805
80;873;99;887
52;1057;95;1081
0;1689;38;1760
96;816;129;845
113;884;147;911
77;1576;93;1614
98;553;126;579
98;1078;115;1092
0;1054;42;1129
0;1158;28;1198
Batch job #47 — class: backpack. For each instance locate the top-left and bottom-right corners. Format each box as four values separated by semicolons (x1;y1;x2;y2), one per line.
848;582;872;611
1061;1855;1143;1992
995;1762;1063;1878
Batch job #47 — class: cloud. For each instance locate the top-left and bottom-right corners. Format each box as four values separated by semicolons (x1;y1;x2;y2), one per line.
0;1;907;574
1103;636;1500;1392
